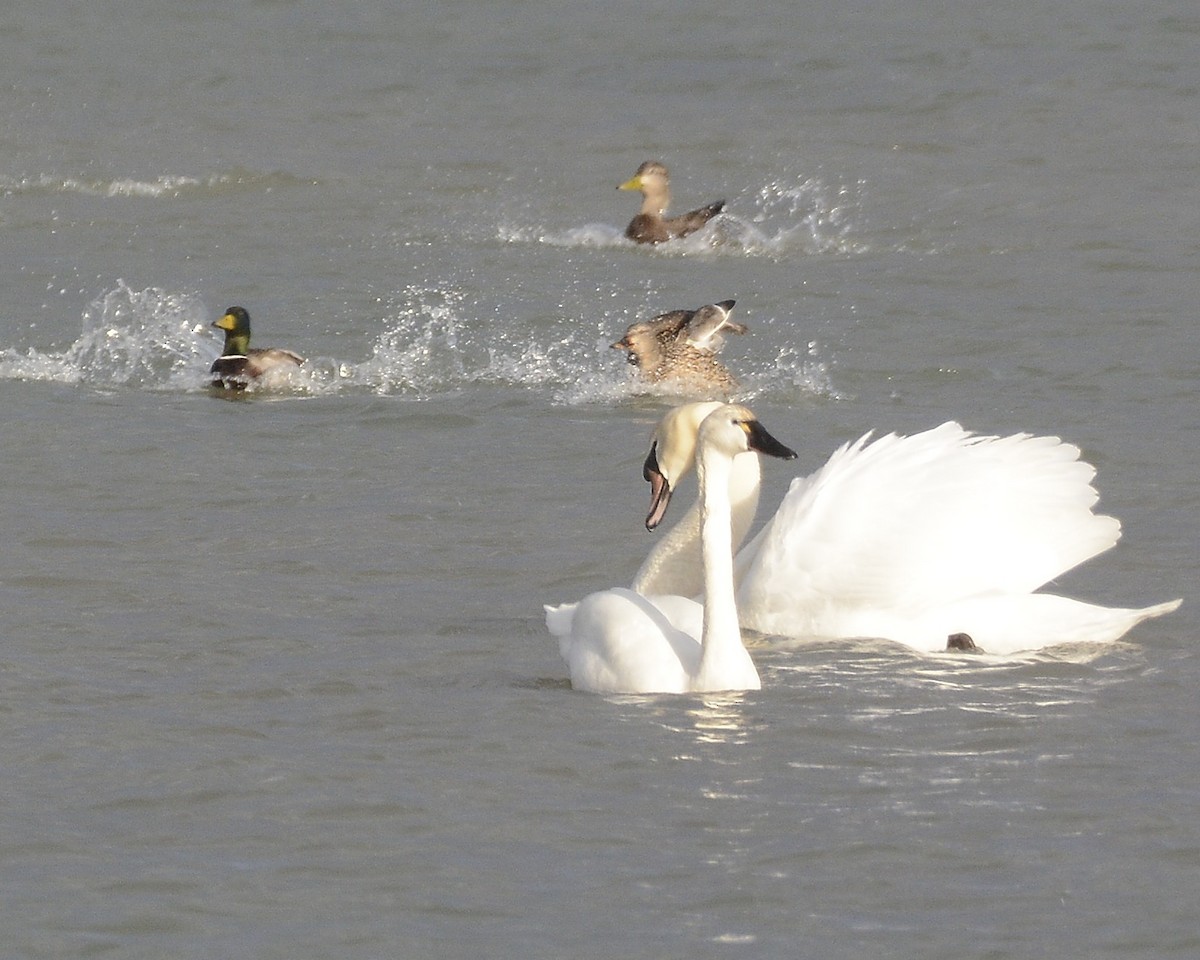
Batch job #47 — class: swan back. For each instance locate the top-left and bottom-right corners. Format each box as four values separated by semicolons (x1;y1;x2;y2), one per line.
551;588;701;694
734;423;1125;638
627;415;1173;651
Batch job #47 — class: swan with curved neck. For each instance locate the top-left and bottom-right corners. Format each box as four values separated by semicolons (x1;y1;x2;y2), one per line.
630;401;762;600
632;404;1181;654
546;404;796;694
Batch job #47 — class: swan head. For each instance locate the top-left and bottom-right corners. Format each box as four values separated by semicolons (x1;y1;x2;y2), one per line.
643;401;723;529
697;403;798;464
643;402;796;530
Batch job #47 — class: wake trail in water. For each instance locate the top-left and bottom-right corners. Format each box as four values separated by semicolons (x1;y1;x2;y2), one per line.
0;169;315;199
501;173;869;259
0;283;835;404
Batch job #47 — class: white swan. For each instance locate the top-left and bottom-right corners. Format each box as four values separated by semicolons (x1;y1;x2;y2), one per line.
631;404;1181;655
546;404;797;694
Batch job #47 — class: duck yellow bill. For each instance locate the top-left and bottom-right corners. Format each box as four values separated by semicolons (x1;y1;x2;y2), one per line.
617;175;643;191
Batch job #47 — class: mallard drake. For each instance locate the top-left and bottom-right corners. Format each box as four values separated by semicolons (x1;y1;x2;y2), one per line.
617;161;726;244
209;306;303;390
611;300;745;395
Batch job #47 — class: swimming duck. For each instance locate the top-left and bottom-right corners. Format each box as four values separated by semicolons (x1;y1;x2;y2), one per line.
210;306;304;389
612;300;744;357
611;300;745;395
617;161;726;244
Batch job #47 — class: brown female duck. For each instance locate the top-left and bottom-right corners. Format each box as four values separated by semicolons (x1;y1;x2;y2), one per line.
611;300;745;394
617;161;726;244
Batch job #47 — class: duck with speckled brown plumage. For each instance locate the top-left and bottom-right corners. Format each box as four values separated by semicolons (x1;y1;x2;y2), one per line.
617;161;725;244
611;300;745;396
209;306;304;390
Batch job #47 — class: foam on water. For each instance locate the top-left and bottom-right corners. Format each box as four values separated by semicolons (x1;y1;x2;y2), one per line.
0;282;836;404
0;169;312;200
502;174;868;259
0;282;212;389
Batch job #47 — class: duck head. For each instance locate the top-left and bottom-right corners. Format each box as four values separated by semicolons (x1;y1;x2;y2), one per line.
618;160;671;214
213;306;252;356
610;320;662;368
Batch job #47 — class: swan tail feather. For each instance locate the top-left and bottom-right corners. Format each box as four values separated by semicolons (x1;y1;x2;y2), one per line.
544;601;576;637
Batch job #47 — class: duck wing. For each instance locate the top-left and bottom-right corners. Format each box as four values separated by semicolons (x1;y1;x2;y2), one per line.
662;199;726;239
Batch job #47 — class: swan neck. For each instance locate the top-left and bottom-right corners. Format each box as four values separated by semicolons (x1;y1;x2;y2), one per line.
728;451;762;557
631;450;761;599
695;448;747;686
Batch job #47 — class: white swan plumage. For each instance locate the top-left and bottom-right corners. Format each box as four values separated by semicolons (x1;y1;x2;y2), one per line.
546;404;797;694
630;404;1180;655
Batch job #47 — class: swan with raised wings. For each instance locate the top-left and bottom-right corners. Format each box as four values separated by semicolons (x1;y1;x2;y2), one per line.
546;404;796;694
631;404;1180;654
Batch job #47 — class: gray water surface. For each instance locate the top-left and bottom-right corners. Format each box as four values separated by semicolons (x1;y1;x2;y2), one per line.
1;2;1197;957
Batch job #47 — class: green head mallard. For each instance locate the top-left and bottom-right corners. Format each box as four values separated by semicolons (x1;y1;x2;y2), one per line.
210;306;303;390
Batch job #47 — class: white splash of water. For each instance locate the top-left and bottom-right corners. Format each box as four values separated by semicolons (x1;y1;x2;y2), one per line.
0;282;838;405
0;170;313;199
496;173;869;259
0;281;211;388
